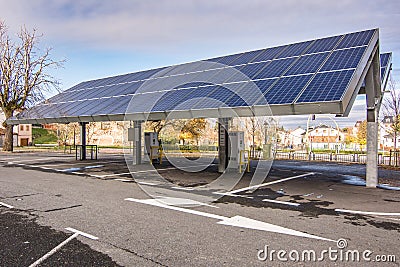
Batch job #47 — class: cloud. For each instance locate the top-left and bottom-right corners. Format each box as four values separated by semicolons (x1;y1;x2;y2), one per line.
1;0;400;54
0;0;397;127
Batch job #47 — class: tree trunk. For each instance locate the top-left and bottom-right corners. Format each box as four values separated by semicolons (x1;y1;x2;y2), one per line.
2;110;14;152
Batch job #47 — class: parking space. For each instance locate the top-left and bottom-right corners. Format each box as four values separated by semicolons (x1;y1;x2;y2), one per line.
3;152;400;212
1;151;399;266
0;206;120;267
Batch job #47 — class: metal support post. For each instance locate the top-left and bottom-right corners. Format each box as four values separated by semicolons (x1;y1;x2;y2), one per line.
134;121;142;165
79;122;87;160
365;51;381;188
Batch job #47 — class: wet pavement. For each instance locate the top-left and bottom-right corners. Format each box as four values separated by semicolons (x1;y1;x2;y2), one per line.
0;151;399;266
0;207;120;267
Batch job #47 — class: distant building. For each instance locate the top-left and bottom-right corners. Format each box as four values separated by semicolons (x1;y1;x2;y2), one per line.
379;116;400;150
307;125;344;150
0;111;32;147
16;124;33;146
277;127;305;149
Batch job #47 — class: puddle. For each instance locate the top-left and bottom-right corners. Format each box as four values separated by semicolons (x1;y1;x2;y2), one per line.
340;175;400;191
378;184;400;191
341;175;366;186
61;165;104;173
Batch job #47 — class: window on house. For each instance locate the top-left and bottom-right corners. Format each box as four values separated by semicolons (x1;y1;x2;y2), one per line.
20;125;24;131
26;125;30;131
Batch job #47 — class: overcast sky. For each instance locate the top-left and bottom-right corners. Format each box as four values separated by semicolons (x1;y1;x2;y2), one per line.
1;0;399;129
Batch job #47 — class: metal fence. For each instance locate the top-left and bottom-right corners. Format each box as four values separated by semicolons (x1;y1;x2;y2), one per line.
274;150;400;167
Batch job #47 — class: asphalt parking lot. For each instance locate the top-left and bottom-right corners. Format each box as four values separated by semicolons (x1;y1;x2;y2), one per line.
0;151;399;266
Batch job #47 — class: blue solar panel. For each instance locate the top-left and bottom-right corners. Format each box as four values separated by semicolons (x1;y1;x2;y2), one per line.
236;62;271;79
80;97;121;116
182;85;234;110
63;82;86;92
380;52;392;81
380;53;391;68
12;28;381;123
152;86;217;111
221;82;262;107
151;89;192;112
250;46;286;62
260;75;313;104
61;100;88;115
106;95;133;115
228;50;264;66
206;85;241;105
320;47;366;72
285;52;330;75
254;79;278;94
253;58;296;79
208;53;243;66
193;85;241;109
159;62;208;76
304;35;342;54
296;70;355;103
336;29;375;49
277;41;313;58
175;81;213;89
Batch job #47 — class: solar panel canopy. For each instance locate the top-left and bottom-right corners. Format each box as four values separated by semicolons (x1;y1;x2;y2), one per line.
9;28;389;124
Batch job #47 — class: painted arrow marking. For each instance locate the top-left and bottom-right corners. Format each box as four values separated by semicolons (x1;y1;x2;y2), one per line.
125;197;335;242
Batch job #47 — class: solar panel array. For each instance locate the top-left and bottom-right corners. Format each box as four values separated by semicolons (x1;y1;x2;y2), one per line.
380;52;392;81
17;29;385;122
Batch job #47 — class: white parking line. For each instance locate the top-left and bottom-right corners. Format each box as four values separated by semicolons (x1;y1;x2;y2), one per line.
0;202;14;208
0;157;18;161
137;181;159;186
114;178;133;182
335;209;400;216
213;192;254;199
29;227;98;267
171;186;195;191
262;199;300;207
36;160;123;167
8;157;69;164
226;172;315;195
374;216;400;221
95;167;175;178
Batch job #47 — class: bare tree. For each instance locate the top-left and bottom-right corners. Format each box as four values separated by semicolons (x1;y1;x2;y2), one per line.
0;21;63;151
244;116;264;157
357;120;367;152
382;76;400;150
145;120;175;136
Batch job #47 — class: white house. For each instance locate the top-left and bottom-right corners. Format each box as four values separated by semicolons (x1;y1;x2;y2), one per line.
277;127;305;149
307;125;344;151
0;111;32;147
379;116;400;150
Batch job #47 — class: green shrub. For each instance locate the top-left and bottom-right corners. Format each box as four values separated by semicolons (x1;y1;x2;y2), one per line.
32;128;57;144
